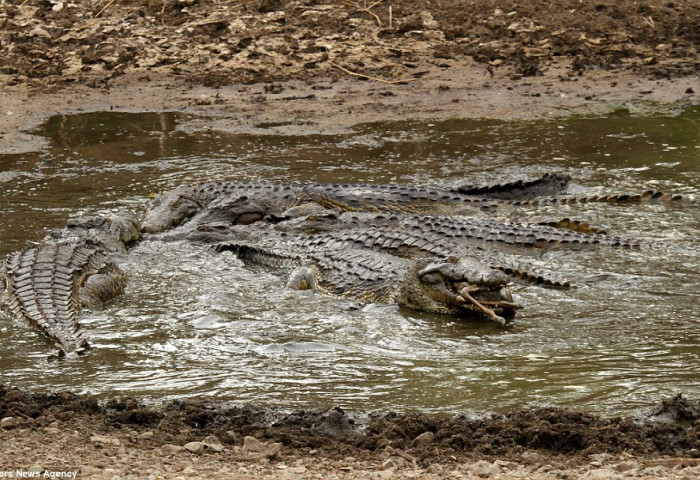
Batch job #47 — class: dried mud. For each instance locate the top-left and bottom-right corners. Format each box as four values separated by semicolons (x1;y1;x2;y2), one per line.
1;0;698;87
1;0;698;155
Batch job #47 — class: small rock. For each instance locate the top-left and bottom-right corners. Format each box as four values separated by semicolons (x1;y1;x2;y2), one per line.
243;436;265;451
161;444;184;454
613;460;638;473
240;436;282;459
202;434;224;452
376;469;395;479
470;460;500;477
642;466;670;476
26;465;42;475
381;458;398;470
138;431;154;440
413;431;435;447
1;417;17;429
425;464;445;475
90;434;121;446
184;441;205;454
29;26;51;39
584;468;624;480
521;450;540;463
590;453;613;463
289;466;307;474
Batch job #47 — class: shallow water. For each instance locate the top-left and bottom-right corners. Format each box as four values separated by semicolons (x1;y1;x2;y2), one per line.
1;107;699;415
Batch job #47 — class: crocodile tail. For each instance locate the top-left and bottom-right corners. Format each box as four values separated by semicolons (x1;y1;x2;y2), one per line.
1;242;126;356
455;173;572;200
513;190;694;207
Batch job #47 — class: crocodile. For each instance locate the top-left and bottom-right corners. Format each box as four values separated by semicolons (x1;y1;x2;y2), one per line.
141;181;497;234
141;176;693;236
0;214;139;356
4;174;695;354
216;241;519;324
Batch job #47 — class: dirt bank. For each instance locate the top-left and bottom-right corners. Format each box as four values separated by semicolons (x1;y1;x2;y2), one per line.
1;0;698;154
2;386;700;479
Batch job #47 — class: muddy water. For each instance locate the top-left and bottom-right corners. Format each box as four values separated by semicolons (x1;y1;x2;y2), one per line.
1;107;699;415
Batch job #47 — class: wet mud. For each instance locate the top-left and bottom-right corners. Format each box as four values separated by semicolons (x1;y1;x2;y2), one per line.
3;385;700;463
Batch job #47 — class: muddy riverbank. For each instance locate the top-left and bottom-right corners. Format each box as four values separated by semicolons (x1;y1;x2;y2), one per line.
2;386;700;479
1;0;698;154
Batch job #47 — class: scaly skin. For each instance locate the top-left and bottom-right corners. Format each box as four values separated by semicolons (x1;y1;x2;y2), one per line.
0;214;139;356
142;176;695;236
215;241;518;324
141;181;500;234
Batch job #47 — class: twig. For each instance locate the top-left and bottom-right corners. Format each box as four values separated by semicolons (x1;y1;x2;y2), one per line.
94;0;118;18
343;0;385;26
19;0;31;6
161;0;167;25
329;61;418;85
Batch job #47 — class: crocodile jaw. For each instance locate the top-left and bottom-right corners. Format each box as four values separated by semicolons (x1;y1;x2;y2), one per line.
400;257;519;323
142;193;202;234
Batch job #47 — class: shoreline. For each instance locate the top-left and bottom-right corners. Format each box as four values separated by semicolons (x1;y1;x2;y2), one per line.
2;63;697;156
1;385;700;479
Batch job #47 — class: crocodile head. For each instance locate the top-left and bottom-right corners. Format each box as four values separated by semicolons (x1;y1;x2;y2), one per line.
399;257;519;325
142;187;206;234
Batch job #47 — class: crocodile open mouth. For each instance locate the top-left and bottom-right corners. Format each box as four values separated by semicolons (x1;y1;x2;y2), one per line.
454;282;520;325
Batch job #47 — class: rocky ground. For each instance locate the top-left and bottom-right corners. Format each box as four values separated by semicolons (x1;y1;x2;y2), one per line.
2;386;700;479
1;0;700;478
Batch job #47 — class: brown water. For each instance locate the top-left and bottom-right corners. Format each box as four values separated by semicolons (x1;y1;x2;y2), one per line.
1;107;699;414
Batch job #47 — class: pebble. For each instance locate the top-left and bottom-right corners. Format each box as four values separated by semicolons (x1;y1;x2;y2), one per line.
1;417;17;429
470;460;500;477
425;463;445;475
202;434;224;453
161;444;184;454
413;431;435;447
138;431;154;440
380;458;398;470
90;434;121;447
183;441;205;454
583;468;624;480
240;435;282;459
521;450;540;463
613;460;638;473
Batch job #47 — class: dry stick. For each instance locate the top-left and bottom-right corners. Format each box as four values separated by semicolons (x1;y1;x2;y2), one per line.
343;0;384;26
457;287;507;325
329;61;418;85
161;0;167;24
19;0;31;6
94;0;118;18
